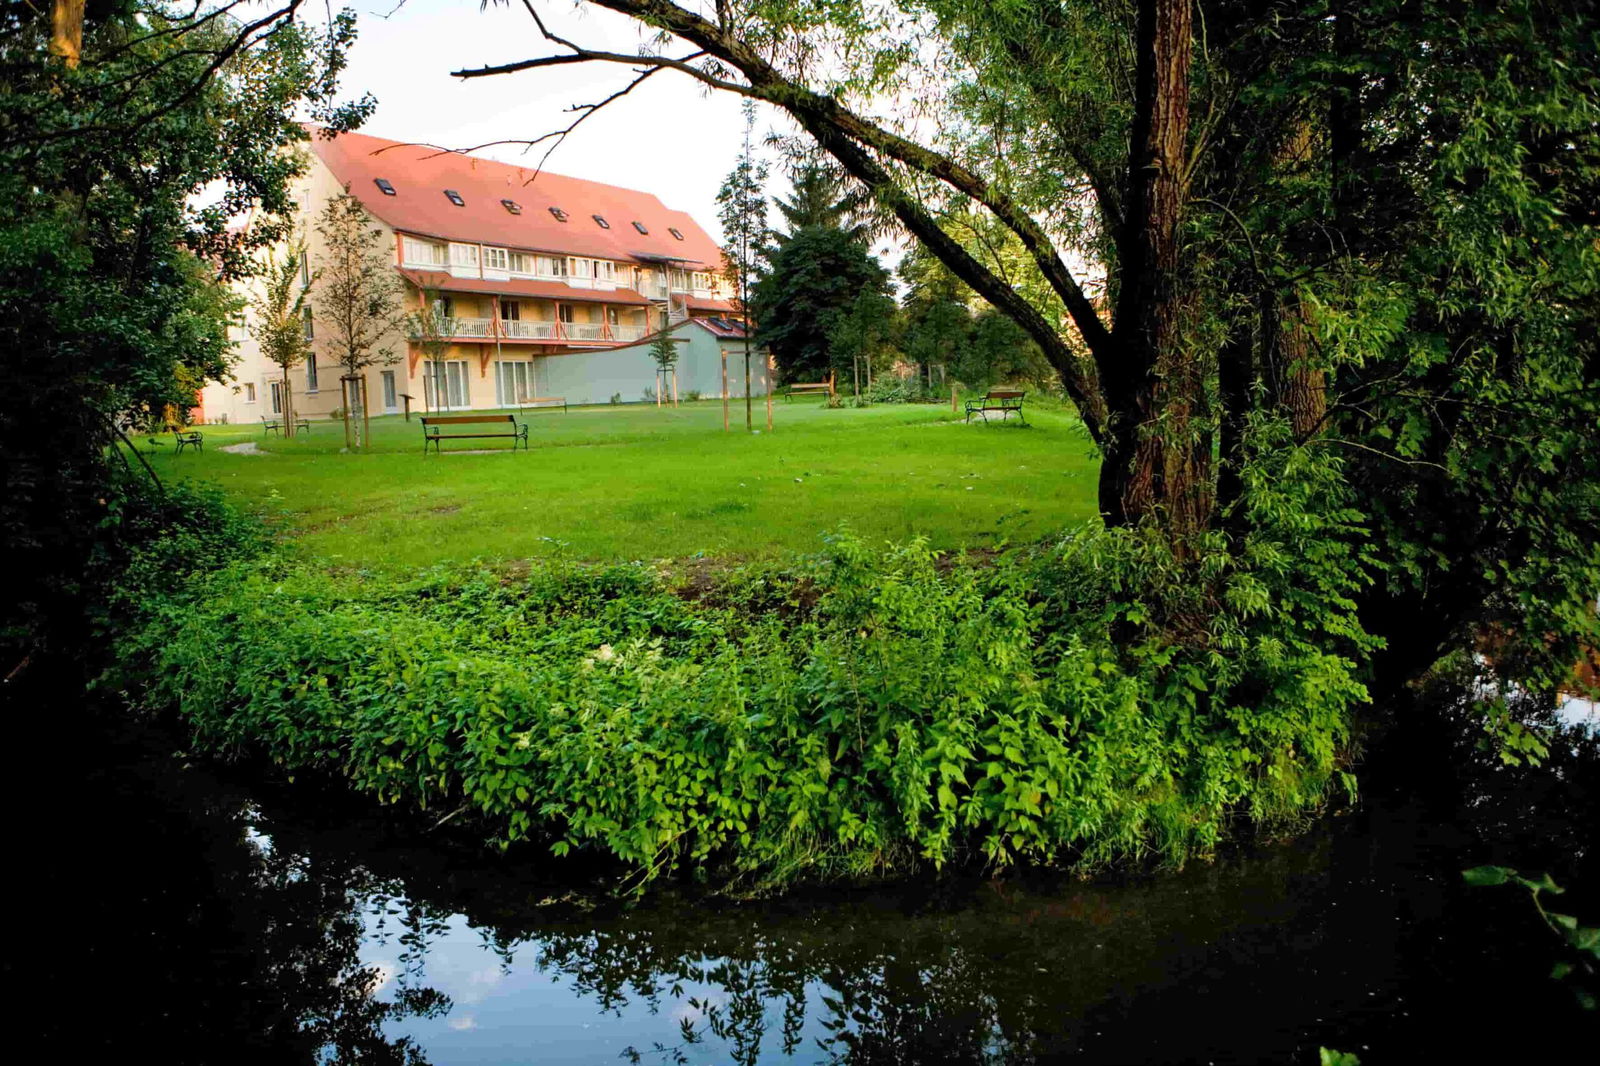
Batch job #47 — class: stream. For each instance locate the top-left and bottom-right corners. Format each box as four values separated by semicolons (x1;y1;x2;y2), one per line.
19;681;1598;1064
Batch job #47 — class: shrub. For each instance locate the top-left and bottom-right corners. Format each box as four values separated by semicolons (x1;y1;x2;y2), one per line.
118;421;1373;889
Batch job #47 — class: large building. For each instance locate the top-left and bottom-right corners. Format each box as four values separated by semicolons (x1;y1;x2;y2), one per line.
199;129;766;424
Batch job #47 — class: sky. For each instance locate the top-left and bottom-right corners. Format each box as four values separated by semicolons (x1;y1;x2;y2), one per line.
320;0;780;245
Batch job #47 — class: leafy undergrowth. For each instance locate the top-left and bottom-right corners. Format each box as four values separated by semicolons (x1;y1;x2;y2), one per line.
110;430;1377;891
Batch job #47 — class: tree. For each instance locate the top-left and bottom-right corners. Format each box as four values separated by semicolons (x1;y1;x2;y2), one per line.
752;226;892;384
646;326;683;406
461;0;1600;695
313;192;404;450
403;288;458;414
828;286;899;397
774;151;873;242
0;3;368;661
716;99;769;431
248;248;313;438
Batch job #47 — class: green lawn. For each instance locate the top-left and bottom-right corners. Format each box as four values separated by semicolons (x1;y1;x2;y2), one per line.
146;398;1101;569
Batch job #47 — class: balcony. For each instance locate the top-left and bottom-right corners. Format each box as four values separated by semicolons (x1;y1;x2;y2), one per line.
499;319;560;340
564;322;608;342
437;318;645;345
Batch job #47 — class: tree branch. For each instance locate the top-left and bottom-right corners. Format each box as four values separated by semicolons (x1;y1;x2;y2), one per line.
477;0;1115;378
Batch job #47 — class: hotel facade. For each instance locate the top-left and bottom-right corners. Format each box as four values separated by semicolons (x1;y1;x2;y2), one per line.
199;130;757;424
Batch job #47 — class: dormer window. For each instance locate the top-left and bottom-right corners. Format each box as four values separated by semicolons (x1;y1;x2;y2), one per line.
592;214;610;229
631;221;648;235
501;199;521;215
668;227;684;241
374;178;396;196
549;207;568;222
444;189;465;206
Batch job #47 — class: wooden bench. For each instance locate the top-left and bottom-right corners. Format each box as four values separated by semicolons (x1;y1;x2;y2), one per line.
421;414;529;455
516;394;568;414
783;380;835;402
261;414;311;435
965;388;1026;424
166;423;203;455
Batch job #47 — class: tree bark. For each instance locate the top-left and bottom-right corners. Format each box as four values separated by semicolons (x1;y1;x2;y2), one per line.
1100;0;1202;538
50;0;84;69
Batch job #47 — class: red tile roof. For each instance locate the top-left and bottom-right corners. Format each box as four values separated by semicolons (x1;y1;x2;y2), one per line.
399;269;652;305
310;130;724;268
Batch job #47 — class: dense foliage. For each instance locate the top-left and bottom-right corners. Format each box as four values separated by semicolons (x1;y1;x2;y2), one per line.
753;226;893;383
0;3;367;662
117;420;1372;887
529;0;1600;703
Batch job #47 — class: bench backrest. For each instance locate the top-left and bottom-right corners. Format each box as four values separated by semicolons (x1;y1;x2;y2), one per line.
986;389;1025;399
421;415;517;426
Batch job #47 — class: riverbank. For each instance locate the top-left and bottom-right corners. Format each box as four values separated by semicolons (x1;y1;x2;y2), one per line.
22;654;1597;1064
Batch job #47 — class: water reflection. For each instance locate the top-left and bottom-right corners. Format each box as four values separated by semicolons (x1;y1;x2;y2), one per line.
25;682;1600;1064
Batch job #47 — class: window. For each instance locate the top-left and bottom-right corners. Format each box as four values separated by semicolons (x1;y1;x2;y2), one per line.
592;214;610;229
305;356;319;393
536;255;564;278
402;237;446;267
243;382;256;403
374;178;396;196
549;207;568;222
501;199;521;214
444;189;465;206
500;300;520;321
483;247;509;271
557;304;573;324
449;243;479;269
302;306;314;342
595;260;616;282
381;370;397;411
508;252;532;275
422;359;469;409
691;271;713;291
495;360;534;406
300;256;310;286
631;221;648;235
269;380;283;414
668;227;684;241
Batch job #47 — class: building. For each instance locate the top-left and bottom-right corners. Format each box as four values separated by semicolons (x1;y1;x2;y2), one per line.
199;129;766;424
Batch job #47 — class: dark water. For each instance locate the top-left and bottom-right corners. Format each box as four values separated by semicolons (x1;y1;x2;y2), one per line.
17;684;1598;1064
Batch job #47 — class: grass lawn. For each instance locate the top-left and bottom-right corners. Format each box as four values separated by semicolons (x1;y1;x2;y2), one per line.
144;398;1101;569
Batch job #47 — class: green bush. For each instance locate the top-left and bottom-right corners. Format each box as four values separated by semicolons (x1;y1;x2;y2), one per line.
116;421;1373;888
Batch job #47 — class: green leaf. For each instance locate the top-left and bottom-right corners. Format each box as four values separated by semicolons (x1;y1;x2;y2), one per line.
1463;865;1513;886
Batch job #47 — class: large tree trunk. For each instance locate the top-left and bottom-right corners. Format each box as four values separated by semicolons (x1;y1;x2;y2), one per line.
50;0;84;69
1099;0;1204;541
1270;120;1326;437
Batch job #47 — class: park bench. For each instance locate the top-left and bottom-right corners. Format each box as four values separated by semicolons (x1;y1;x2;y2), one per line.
261;414;311;436
516;394;568;414
965;388;1026;425
421;414;529;455
166;423;203;455
783;379;835;401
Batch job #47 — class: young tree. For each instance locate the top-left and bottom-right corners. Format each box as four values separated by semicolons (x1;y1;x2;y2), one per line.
402;289;458;414
828;286;899;397
314;192;404;449
717;99;769;430
647;325;683;407
248;248;313;437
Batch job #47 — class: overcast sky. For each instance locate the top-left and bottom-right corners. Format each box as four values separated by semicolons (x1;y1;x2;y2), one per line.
325;0;777;244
